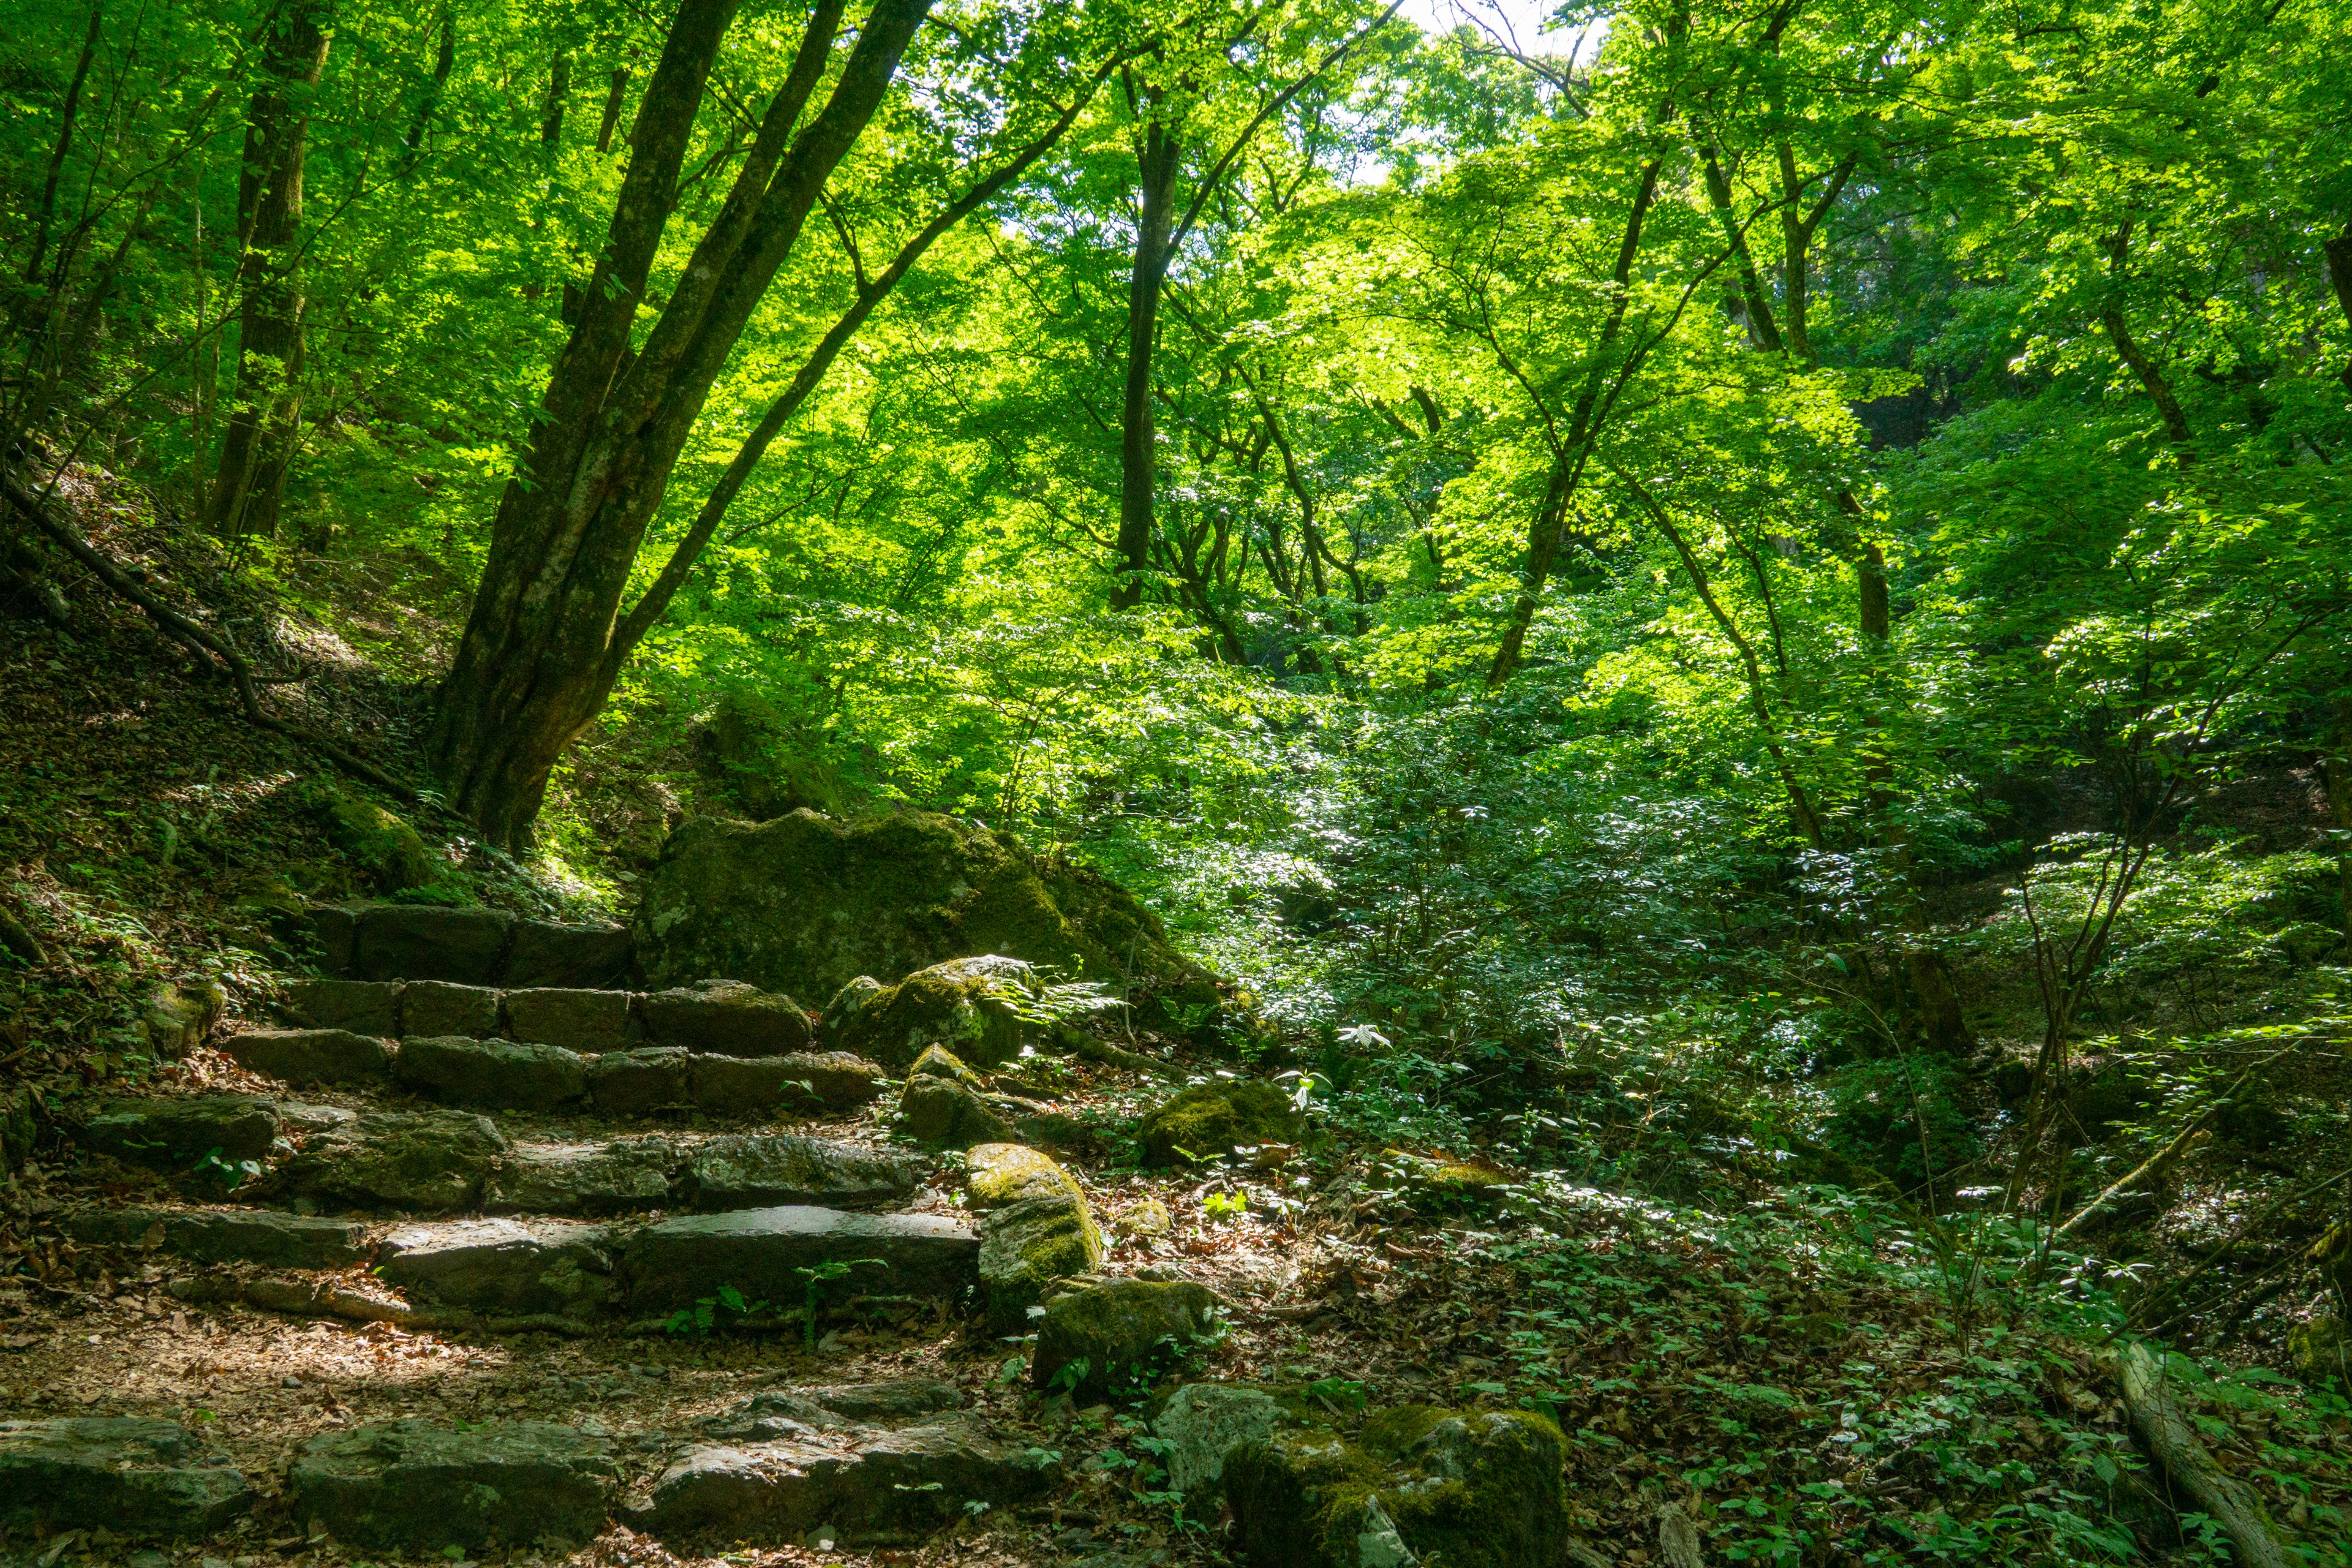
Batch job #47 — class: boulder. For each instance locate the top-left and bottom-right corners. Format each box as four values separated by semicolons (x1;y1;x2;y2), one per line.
399;980;502;1038
286;1420;616;1551
587;1047;693;1117
484;1139;682;1216
279;978;401;1036
831;956;1036;1069
1225;1406;1569;1568
692;1050;888;1115
641;978;815;1056
1155;1383;1284;1498
350;903;510;984
911;1041;986;1087
64;1205;369;1269
645;1415;1059;1545
822;974;886;1036
1138;1080;1300;1168
2289;1317;2350;1386
968;1144;1104;1333
0;1417;255;1539
1031;1278;1223;1403
272;1109;508;1212
897;1075;1017;1150
708;1379;965;1432
503;987;637;1052
77;1095;280;1170
377;1219;615;1317
504;919;635;989
312;787;432;893
395;1036;589;1112
618;1206;979;1314
139;978;225;1057
682;1134;920;1212
632;810;1207;1001
222;1027;394;1088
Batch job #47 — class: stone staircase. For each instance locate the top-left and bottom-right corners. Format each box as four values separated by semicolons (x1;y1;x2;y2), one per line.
10;902;1085;1556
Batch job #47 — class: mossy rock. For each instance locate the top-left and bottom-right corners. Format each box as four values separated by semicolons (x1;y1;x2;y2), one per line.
897;1076;1017;1150
1138;1081;1300;1169
308;785;431;894
1380;1149;1512;1212
1226;1406;1569;1568
910;1043;986;1090
632;810;1209;1003
1031;1278;1222;1403
970;1145;1104;1335
833;956;1036;1069
2289;1317;2350;1387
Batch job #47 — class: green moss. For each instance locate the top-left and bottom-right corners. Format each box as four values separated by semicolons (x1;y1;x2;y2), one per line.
1227;1407;1568;1568
308;786;429;893
978;1194;1105;1334
1030;1278;1220;1402
895;1075;1016;1150
967;1142;1079;1208
1138;1081;1300;1168
634;810;1208;1002
910;1043;984;1089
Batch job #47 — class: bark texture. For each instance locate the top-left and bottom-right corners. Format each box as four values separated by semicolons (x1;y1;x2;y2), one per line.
428;0;933;848
204;0;332;541
1112;105;1180;610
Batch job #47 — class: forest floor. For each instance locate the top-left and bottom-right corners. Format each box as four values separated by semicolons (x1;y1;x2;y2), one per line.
4;498;2351;1567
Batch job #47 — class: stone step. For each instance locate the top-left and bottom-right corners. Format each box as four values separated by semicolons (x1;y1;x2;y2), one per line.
617;1207;979;1317
0;1417;257;1542
223;1028;887;1118
307;902;633;988
285;1419;616;1553
60;1205;370;1270
274;977;835;1062
642;1383;1057;1545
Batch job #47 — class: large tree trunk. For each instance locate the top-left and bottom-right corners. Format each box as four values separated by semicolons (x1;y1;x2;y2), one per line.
427;0;932;850
204;0;331;541
1112;107;1180;610
2328;694;2352;943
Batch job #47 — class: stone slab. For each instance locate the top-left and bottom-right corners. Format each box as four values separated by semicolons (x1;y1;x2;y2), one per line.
399;980;502;1038
680;1135;920;1212
0;1417;255;1539
505;920;635;989
377;1219;614;1317
271;1110;508;1212
352;905;511;985
222;1027;394;1087
483;1139;680;1216
503;987;637;1052
619;1206;978;1314
77;1095;280;1170
586;1047;693;1117
286;1420;615;1551
395;1036;589;1112
63;1205;369;1270
279;978;401;1036
641;979;814;1056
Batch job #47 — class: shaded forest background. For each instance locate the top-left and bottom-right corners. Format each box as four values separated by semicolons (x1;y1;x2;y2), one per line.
2;0;2352;1559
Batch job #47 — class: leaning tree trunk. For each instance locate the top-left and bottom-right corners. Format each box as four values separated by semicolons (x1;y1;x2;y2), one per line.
427;0;932;849
204;0;331;541
1112;108;1180;610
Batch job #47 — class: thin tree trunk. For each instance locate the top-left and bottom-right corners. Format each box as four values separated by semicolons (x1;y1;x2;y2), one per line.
1485;156;1662;690
2327;695;2352;943
428;0;935;849
400;8;455;172
203;0;331;541
595;61;631;153
1113;104;1180;610
23;2;103;287
540;51;571;146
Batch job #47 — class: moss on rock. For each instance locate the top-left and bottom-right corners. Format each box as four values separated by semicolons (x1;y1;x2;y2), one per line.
308;786;430;894
1138;1081;1300;1169
834;957;1035;1069
910;1042;986;1089
897;1076;1016;1150
970;1144;1104;1333
1224;1405;1569;1568
1031;1278;1222;1403
632;810;1210;1002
